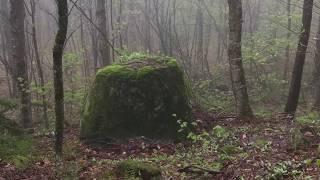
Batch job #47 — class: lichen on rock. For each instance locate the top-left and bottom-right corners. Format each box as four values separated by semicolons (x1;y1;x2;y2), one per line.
80;54;192;141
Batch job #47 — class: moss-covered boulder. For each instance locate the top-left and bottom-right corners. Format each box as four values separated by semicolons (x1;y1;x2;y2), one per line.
80;55;192;141
114;160;162;180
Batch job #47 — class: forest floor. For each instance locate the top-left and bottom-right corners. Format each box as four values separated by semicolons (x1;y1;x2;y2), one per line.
1;107;320;179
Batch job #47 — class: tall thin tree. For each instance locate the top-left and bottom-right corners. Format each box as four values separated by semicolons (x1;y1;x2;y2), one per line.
1;0;17;98
312;15;320;111
283;0;292;80
227;0;253;118
96;0;111;66
285;0;313;113
53;0;68;155
10;0;32;128
30;0;49;128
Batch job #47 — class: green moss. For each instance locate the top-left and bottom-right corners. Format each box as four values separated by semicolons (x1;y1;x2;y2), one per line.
97;64;136;79
166;58;178;67
115;160;161;179
119;52;150;62
81;54;192;141
97;64;123;75
137;66;155;79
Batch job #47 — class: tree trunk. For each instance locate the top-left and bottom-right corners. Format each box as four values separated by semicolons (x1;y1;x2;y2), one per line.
195;0;204;78
10;0;32;128
96;0;111;67
110;0;115;62
30;0;49;129
312;16;320;111
53;0;68;156
144;0;152;52
283;0;292;80
227;0;253;118
1;0;17;98
80;0;90;78
117;0;124;49
88;7;99;72
284;0;313;113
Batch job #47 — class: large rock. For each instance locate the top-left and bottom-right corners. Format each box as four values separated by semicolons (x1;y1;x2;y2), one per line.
80;56;192;141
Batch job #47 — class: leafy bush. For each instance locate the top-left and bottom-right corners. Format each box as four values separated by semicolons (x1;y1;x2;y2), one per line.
0;98;17;115
0;98;23;135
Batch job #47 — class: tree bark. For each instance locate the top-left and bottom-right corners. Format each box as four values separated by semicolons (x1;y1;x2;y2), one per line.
144;0;152;52
117;0;124;49
283;0;292;80
312;16;320;111
195;0;204;78
10;0;32;128
1;0;17;98
53;0;68;155
285;0;313;113
88;6;99;72
227;0;253;118
30;0;49;129
96;0;111;66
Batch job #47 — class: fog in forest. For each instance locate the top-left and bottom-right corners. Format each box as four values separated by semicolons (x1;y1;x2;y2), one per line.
1;0;320;179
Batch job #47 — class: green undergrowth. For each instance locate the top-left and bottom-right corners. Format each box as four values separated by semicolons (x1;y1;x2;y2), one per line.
0;135;33;169
114;159;161;179
0;98;34;169
110;125;247;178
56;121;320;179
192;79;234;113
296;112;320;127
80;125;244;178
0;98;23;135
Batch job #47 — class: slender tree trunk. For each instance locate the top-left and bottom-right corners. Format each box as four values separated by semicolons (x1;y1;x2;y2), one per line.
91;30;99;72
88;7;99;72
285;0;313;113
195;0;204;78
30;0;49;129
96;0;111;66
80;0;90;78
53;0;68;156
10;0;32;128
1;0;16;97
144;0;152;52
312;16;320;111
110;0;115;61
227;0;253;118
283;0;292;80
203;1;213;77
117;0;123;49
